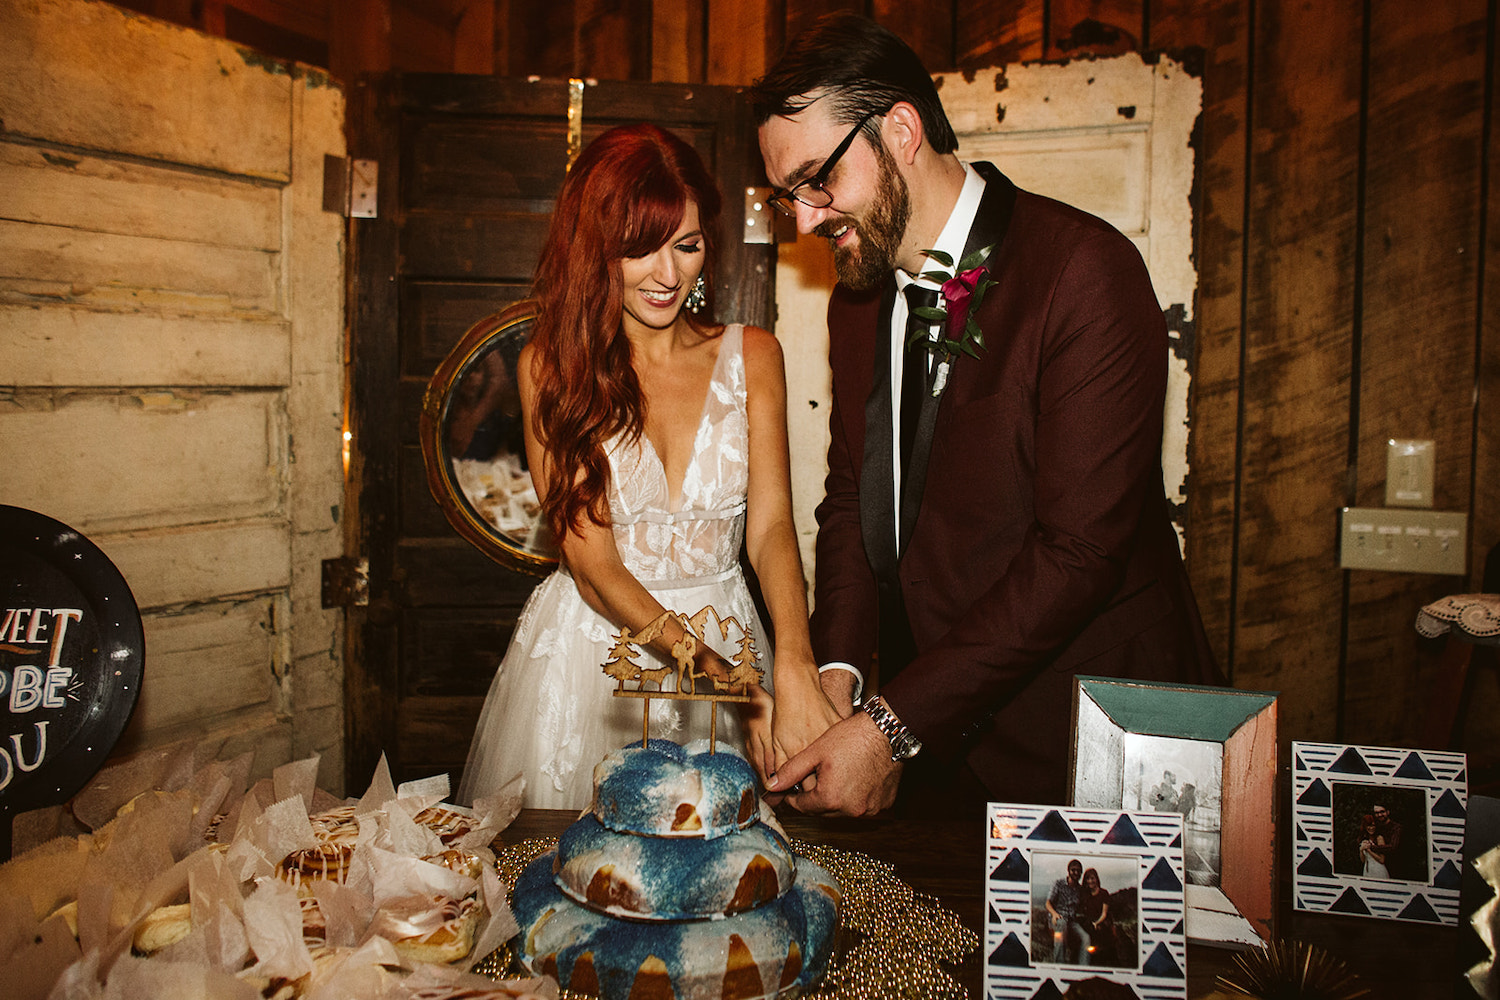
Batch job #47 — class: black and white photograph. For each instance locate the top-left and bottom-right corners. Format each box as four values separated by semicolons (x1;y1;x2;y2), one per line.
1029;851;1140;970
1122;732;1224;888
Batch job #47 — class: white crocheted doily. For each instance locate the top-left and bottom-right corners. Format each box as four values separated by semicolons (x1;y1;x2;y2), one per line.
1415;593;1500;646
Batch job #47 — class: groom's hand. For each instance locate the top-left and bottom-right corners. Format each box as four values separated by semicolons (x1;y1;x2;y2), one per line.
763;711;901;817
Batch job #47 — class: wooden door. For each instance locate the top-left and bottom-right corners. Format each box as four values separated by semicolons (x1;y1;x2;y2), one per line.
0;0;346;793
344;74;773;789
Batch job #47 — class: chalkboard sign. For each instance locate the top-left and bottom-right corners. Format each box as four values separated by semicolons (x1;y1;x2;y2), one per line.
1;506;144;857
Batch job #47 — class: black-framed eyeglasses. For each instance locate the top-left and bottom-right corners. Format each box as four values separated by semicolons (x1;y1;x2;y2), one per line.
767;111;876;216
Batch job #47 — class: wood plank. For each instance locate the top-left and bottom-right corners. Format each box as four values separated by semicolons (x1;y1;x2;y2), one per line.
346;74;405;793
396;538;543;607
707;0;773;85
872;0;954;72
0;391;285;531
329;0;392;80
576;0;651;81
958;0;1045;66
226;0;331;42
113;702;294;777
391;3;458;73
95;519;293;611
0;0;291;179
284;68;348;780
130;599;278;733
499;2;574;78
1048;0;1144;58
1472;8;1500;779
1152;0;1249;676
963;51;1158;133
0;220;281;312
782;0;856;52
1343;0;1487;748
0;307;291;387
652;0;704;83
0;143;281;251
400;214;551;281
400;609;517;697
1232;0;1364;741
402;117;568;214
401;281;529;374
395;693;485;782
452;0;496;75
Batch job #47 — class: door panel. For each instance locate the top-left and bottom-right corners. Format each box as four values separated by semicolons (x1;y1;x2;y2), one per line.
347;73;772;788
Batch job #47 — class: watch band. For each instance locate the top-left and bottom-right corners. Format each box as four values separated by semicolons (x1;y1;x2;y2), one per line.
862;695;922;761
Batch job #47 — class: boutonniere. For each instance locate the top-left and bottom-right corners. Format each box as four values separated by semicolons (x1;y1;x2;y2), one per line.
906;245;995;396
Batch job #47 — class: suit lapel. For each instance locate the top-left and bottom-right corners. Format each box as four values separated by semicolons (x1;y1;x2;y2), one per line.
860;281;900;581
898;163;1019;554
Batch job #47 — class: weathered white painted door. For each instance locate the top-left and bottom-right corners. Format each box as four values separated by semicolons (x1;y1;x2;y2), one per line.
0;1;347;791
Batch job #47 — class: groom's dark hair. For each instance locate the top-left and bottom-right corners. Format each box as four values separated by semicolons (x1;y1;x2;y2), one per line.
748;11;958;156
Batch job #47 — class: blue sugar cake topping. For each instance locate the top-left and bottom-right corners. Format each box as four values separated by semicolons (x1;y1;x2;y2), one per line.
591;738;760;839
514;850;841;1000
555;813;795;920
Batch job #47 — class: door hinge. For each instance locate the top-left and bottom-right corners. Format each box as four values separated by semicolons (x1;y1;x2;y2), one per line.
321;556;369;608
322;154;378;219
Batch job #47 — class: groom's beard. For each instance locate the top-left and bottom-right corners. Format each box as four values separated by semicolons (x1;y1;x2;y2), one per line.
816;141;910;291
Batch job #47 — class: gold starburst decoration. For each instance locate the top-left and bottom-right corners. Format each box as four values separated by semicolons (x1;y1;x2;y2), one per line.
1214;939;1369;1000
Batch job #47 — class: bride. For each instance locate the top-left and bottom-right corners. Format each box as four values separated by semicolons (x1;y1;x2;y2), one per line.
457;123;841;810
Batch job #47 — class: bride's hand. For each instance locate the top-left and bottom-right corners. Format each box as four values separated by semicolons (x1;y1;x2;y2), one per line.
766;653;843;774
735;683;776;785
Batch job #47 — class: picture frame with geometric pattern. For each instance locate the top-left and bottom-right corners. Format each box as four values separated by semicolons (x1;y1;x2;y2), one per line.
1291;741;1467;925
984;803;1187;1000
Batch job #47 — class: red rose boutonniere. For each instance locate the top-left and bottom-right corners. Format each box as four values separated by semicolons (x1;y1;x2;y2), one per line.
906;245;995;395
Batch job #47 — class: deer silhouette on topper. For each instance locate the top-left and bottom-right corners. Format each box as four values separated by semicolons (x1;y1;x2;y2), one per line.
601;605;763;750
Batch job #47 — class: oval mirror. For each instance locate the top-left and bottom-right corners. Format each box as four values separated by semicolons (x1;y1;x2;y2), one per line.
420;300;558;576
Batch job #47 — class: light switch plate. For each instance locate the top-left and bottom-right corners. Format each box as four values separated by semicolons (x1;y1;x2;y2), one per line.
1340;507;1467;575
1385;438;1435;508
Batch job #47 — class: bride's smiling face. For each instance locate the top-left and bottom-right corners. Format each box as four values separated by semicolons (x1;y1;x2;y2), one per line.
619;201;705;334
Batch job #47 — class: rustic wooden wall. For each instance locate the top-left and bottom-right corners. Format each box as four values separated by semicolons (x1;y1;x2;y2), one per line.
1;0;348;794
119;0;1500;781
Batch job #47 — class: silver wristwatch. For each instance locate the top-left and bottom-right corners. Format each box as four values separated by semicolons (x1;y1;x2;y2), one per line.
862;695;923;761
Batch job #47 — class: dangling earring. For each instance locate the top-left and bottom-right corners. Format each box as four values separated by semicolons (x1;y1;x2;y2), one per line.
685;275;708;314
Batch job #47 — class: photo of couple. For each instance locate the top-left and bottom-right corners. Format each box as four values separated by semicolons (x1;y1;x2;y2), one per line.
1029;852;1139;969
1332;783;1429;884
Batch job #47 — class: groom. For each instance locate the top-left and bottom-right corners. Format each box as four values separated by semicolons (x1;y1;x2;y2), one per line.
751;13;1220;817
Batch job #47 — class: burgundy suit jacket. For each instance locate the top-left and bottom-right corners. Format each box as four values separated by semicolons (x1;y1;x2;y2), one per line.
808;165;1220;805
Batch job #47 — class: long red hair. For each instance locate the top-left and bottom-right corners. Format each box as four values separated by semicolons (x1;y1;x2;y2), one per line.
528;123;723;543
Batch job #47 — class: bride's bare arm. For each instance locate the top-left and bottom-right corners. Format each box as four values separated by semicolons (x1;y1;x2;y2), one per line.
518;345;723;675
740;326;842;775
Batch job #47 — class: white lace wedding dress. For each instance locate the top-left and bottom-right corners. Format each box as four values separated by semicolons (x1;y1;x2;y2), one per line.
457;324;768;810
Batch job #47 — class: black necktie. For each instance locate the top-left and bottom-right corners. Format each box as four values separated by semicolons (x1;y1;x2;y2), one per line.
900;285;940;484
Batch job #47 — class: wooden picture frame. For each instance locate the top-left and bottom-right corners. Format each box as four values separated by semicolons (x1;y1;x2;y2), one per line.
984;803;1187;999
1291;741;1467;925
1069;676;1278;947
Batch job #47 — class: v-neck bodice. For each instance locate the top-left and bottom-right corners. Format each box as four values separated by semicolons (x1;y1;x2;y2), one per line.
604;324;748;583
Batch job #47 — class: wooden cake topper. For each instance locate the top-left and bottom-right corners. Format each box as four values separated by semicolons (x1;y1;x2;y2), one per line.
603;606;762;750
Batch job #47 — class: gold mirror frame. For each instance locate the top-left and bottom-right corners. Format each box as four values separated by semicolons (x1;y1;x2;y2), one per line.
420;300;558;576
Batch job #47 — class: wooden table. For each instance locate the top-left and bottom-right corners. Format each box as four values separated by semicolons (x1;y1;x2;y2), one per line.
502;808;1462;999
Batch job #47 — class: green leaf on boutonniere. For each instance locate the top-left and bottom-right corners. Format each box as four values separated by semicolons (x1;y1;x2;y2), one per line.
910;243;997;369
957;244;994;273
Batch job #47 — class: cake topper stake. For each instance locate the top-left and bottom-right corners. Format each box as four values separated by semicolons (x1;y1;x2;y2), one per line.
603;605;763;754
